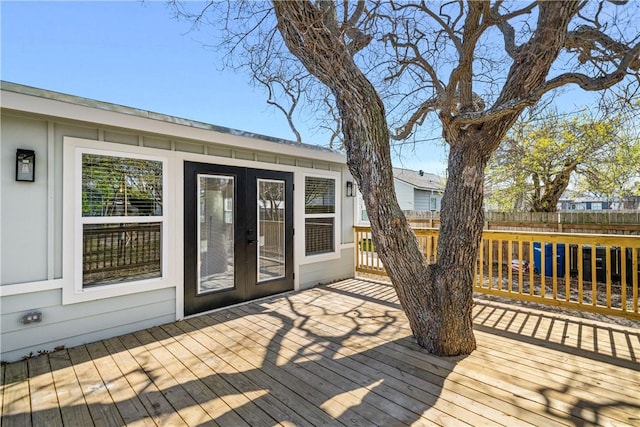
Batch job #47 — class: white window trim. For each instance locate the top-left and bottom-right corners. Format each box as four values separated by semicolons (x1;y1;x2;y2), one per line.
297;172;342;264
63;137;175;304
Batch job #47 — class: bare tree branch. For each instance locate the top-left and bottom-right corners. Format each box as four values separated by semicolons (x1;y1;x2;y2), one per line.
254;74;303;143
171;0;640;357
489;1;537;58
566;25;640;70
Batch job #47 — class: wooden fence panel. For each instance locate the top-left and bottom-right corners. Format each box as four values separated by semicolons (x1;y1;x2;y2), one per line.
402;211;640;235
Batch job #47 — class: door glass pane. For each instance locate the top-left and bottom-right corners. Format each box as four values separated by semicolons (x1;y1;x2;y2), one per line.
198;175;234;293
257;179;286;282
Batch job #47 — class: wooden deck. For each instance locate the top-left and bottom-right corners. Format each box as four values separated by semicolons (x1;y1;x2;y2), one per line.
2;278;640;426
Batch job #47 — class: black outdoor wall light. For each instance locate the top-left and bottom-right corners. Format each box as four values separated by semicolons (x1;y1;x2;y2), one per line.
16;149;35;182
346;180;355;197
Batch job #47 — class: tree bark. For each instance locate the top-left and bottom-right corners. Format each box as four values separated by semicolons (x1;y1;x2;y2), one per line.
270;0;587;357
336;73;478;356
530;162;577;212
273;1;477;356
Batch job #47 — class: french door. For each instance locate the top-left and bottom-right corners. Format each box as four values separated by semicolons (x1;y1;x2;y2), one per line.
184;162;293;316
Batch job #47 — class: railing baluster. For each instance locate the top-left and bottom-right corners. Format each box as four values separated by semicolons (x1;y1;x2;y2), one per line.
529;242;534;296
488;239;494;290
565;244;570;302
552;243;557;300
540;243;545;298
479;239;485;289
578;244;584;305
508;240;513;293
518;241;523;294
591;242;597;307
498;240;503;291
621;246;627;312
353;226;640;321
633;248;638;313
606;247;612;309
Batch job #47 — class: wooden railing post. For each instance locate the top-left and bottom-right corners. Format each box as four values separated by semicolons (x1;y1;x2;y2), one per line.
354;225;640;321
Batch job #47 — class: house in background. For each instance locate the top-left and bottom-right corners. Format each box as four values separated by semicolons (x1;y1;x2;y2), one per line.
356;167;445;224
558;197;613;211
1;81;357;362
558;196;640;211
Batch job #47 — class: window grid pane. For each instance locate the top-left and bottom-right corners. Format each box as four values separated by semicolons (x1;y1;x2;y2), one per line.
258;179;286;282
305;218;335;256
82;153;163;217
81;152;164;288
304;176;336;256
305;177;335;214
198;175;235;293
82;222;161;287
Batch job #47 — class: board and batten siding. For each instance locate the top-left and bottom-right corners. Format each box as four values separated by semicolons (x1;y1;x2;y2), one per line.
1;87;354;362
1;115;50;284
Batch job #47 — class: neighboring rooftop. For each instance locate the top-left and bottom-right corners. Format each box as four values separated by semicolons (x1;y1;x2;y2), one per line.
393;167;444;191
0;80;340;156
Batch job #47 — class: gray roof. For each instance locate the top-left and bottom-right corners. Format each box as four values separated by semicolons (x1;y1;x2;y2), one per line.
393;167;444;191
1;81;340;156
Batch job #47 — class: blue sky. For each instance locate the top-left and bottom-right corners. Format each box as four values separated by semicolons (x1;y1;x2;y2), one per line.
2;1;610;177
2;0;450;174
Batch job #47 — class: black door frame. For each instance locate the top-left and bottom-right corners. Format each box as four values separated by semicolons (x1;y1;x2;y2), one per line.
184;161;294;316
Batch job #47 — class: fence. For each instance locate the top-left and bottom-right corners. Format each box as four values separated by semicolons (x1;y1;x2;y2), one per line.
403;210;640;234
354;226;640;321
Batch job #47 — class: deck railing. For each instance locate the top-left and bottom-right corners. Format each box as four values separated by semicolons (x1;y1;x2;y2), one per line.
355;226;640;320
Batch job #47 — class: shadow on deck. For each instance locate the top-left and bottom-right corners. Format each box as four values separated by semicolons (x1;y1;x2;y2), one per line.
2;278;640;426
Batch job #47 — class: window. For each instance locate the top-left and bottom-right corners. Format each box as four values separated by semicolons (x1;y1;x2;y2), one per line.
304;177;336;256
361;207;369;223
80;151;165;288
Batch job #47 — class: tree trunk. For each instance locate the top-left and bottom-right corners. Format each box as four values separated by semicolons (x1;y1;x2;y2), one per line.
335;76;478;356
269;0;601;356
331;67;484;356
272;1;483;356
530;163;577;212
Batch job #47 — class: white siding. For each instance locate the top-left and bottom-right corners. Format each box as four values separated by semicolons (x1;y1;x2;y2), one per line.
1;116;49;284
0;287;175;362
414;189;431;211
341;171;356;244
414;189;442;212
1;99;355;362
299;247;354;290
394;180;414;211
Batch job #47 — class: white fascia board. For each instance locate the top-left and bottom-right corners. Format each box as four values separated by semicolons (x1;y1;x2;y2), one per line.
1;89;346;164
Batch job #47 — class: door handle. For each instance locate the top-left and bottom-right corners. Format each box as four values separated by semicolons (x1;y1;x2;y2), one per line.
247;228;256;244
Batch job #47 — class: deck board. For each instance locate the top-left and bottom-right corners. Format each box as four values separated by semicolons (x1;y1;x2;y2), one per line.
102;336;186;426
47;349;94;426
84;340;155;427
1;360;31;427
249;288;569;426
207;308;420;426
67;345;125;427
2;278;640;426
27;354;63;427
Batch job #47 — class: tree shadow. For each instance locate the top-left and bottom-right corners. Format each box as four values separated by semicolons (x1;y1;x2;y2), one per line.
2;280;640;426
472;300;640;369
